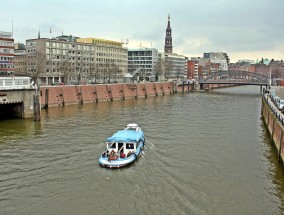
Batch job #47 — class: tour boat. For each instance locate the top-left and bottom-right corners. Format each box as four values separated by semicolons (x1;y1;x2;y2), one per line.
99;123;145;168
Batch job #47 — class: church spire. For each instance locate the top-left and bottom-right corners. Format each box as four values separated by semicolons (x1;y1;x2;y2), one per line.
164;14;173;53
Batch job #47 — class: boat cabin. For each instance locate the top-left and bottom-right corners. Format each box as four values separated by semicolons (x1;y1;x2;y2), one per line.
106;142;136;158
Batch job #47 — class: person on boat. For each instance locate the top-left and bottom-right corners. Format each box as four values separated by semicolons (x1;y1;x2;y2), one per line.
127;151;132;157
120;152;126;158
109;150;119;160
102;149;109;158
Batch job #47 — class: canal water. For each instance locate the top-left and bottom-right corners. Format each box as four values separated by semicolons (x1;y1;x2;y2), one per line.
1;85;284;215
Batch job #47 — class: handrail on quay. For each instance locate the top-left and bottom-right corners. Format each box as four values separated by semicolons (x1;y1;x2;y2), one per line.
0;76;35;90
263;93;284;126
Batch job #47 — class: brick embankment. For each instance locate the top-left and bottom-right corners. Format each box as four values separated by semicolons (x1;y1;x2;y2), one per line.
40;82;177;108
262;95;284;163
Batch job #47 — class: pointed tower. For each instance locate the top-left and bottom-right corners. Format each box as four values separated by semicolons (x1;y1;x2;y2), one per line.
164;14;173;53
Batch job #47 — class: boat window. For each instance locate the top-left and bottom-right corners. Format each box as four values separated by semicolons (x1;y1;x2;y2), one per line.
127;127;136;131
108;143;116;148
126;144;134;149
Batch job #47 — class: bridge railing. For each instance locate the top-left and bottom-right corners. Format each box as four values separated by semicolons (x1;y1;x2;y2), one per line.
0;77;35;90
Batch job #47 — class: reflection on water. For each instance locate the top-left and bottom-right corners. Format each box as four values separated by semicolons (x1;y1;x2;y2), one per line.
0;86;284;214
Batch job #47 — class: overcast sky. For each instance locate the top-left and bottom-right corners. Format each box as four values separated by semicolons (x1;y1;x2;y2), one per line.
1;0;284;63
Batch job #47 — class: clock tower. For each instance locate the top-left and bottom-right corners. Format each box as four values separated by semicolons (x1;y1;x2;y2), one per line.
164;14;173;53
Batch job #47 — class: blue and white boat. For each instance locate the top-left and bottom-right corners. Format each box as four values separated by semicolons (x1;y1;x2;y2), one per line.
99;123;145;168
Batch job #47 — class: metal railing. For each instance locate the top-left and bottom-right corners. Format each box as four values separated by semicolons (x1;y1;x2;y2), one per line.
0;77;35;90
263;93;284;126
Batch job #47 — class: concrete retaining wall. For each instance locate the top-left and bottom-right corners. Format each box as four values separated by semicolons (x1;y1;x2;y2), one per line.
262;96;284;162
0;89;36;118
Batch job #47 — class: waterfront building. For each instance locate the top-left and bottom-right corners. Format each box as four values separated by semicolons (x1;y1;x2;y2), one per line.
0;31;14;76
189;57;221;80
14;43;27;76
164;53;187;80
237;59;255;65
203;52;229;71
25;37;95;85
128;48;158;81
164;14;173;54
77;37;128;82
23;36;127;85
228;62;256;73
187;60;198;80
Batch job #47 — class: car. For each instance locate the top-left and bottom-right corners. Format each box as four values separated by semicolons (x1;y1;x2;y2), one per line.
274;96;280;105
278;99;284;110
68;81;79;85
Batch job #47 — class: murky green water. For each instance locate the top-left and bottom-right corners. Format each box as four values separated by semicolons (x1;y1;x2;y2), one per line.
1;85;284;215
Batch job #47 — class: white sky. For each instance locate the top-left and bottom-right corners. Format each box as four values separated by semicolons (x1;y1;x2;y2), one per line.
1;0;284;63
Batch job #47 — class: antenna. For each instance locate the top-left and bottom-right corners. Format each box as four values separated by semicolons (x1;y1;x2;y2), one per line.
121;39;129;47
12;19;14;38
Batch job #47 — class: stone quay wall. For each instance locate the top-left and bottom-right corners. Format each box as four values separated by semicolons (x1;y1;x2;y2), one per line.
40;82;237;108
40;82;179;108
262;95;284;162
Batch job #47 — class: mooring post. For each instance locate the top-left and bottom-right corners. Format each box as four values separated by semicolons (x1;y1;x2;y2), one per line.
144;83;147;97
272;120;275;142
122;84;125;100
45;88;49;109
182;81;184;94
33;95;41;121
278;130;283;162
77;86;83;104
135;83;138;99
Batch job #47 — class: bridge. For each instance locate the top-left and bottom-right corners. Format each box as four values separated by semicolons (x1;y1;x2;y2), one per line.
199;70;269;89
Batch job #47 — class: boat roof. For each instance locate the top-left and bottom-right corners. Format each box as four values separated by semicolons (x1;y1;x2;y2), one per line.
107;130;144;143
127;123;138;127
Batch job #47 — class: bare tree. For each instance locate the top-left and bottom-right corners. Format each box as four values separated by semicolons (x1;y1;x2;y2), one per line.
112;64;120;83
103;62;112;83
107;62;121;83
155;58;164;81
164;59;173;80
88;62;99;83
58;59;73;84
21;52;46;84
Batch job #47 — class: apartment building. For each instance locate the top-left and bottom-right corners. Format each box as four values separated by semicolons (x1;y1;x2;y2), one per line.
14;43;26;75
77;37;128;82
164;53;187;80
187;60;199;80
24;36;127;85
128;48;158;81
203;52;229;71
25;37;95;85
0;31;14;76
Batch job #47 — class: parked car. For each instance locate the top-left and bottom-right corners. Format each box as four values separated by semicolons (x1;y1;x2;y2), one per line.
274;96;280;105
278;99;284;110
68;81;79;85
269;89;276;97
